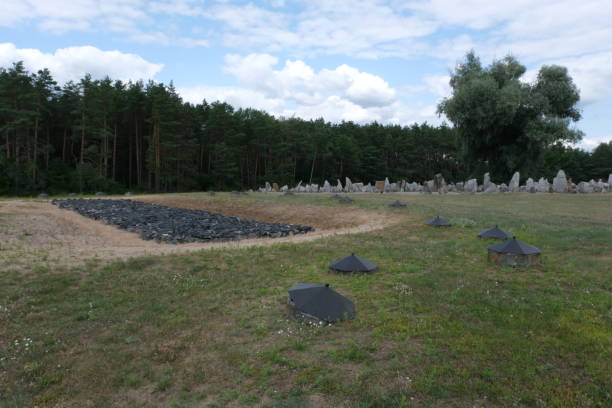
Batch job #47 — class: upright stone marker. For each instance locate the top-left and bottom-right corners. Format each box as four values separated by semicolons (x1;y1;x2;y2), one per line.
434;173;447;194
536;177;549;193
509;172;520;192
553;170;568;193
345;177;353;193
465;179;477;193
483;173;491;190
375;181;385;193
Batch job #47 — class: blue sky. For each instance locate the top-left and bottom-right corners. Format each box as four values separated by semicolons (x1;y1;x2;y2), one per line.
1;0;611;149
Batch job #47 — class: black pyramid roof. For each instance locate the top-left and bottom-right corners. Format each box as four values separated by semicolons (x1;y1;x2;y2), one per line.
288;283;355;322
389;200;407;207
478;225;512;240
425;216;451;227
329;253;378;273
488;237;541;255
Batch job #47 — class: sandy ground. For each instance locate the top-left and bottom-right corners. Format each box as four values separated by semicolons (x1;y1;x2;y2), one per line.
0;197;402;269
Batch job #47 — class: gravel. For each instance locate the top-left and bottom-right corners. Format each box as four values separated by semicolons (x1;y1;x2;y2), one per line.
52;198;314;244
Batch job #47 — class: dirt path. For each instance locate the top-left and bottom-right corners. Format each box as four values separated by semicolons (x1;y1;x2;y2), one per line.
0;198;403;269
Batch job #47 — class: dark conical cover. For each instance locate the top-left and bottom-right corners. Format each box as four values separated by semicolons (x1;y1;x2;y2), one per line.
425;216;451;227
478;225;512;240
488;237;541;255
389;200;406;207
288;283;355;322
329;253;378;272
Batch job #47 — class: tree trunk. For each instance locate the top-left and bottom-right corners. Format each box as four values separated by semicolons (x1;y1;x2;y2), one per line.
62;127;68;162
135;119;141;186
45;127;50;170
112;124;117;180
80;112;85;164
155;120;161;193
33;117;38;184
5;131;10;160
309;148;317;184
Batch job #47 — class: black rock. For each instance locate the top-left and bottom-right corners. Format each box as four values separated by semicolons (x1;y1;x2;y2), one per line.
52;198;314;244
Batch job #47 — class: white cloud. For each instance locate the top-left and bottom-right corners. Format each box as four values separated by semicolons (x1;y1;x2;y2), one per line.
179;53;440;126
177;85;286;114
0;0;32;26
0;0;208;47
522;52;612;106
0;43;163;83
223;53;396;109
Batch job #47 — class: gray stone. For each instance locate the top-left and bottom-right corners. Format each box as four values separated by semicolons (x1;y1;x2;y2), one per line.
536;177;550;193
483;173;491;190
38;193;49;198
265;182;272;192
322;180;331;193
335;179;343;193
434;173;448;194
608;174;612;186
384;177;391;193
464;179;478;193
125;191;133;196
484;183;498;193
281;185;288;191
525;178;534;191
353;182;363;192
529;186;536;194
425;180;434;193
553;170;568;193
456;182;464;192
499;183;509;193
363;183;373;193
344;177;353;193
578;181;593;193
509;172;520;192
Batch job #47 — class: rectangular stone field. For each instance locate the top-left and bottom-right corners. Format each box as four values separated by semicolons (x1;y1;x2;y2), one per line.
52;198;313;243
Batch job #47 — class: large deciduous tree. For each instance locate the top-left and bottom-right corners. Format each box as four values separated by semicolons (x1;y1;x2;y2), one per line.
438;51;583;179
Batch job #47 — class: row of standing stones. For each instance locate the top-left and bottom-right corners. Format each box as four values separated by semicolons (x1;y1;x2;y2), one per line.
258;171;612;194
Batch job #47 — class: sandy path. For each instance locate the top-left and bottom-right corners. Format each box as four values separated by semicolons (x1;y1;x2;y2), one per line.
0;198;403;269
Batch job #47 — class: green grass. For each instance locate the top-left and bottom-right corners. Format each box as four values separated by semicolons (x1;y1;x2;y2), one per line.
1;193;611;407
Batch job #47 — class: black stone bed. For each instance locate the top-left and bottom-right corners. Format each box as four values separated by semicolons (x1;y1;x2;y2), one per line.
52;199;313;244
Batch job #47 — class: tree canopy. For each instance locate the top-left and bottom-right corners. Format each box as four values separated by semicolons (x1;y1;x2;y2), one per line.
438;51;583;179
0;60;607;196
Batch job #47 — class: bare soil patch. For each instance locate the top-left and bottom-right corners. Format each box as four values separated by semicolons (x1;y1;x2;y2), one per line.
0;197;401;268
134;194;373;230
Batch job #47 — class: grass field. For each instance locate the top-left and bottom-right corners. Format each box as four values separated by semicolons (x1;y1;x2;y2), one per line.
1;193;611;407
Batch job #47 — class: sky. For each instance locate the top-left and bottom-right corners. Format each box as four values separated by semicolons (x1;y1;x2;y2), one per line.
1;0;611;150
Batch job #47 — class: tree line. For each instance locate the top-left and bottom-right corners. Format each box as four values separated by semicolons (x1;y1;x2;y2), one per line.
1;60;610;195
